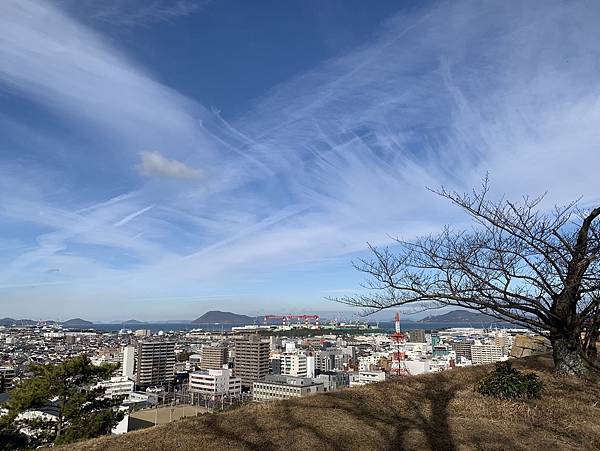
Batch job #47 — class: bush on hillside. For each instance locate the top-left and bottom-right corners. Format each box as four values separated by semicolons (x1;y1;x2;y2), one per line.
477;361;544;400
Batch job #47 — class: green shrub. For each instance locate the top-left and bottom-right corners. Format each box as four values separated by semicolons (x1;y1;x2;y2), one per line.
477;361;544;400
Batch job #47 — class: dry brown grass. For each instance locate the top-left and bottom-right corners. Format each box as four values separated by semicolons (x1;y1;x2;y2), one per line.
61;356;600;451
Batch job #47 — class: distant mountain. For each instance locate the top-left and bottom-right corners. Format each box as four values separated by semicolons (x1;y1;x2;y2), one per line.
122;319;147;325
62;318;94;328
419;310;507;324
192;311;254;324
0;318;37;326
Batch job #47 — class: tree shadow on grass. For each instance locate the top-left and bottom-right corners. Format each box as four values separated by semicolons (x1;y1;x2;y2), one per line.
179;373;524;451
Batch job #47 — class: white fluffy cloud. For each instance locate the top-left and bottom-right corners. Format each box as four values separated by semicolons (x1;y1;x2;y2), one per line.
136;151;201;179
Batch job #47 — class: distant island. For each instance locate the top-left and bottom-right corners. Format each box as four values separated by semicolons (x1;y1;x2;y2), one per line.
62;318;94;328
192;310;254;324
122;319;148;325
419;309;509;324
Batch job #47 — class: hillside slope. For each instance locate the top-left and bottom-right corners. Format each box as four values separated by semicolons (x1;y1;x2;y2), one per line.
64;356;600;451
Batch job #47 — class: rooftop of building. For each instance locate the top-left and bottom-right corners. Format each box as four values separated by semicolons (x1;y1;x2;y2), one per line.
255;375;322;387
190;368;232;377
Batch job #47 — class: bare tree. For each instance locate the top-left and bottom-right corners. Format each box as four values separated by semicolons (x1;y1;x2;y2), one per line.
336;180;600;376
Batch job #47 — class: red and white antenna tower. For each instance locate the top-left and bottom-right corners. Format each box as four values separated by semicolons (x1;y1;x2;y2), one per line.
390;312;411;376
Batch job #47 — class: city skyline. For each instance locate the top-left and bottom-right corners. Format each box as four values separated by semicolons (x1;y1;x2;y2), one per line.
1;0;600;320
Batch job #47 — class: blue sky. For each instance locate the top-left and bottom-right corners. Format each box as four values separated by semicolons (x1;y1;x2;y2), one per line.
1;0;599;321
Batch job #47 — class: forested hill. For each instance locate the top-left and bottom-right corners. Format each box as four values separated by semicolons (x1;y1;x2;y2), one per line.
419;309;504;323
62;318;94;327
192;311;254;324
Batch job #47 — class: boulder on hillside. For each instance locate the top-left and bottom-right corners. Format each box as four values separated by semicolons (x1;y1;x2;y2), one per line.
510;335;552;358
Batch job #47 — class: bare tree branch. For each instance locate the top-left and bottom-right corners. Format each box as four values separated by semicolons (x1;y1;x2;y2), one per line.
333;183;600;376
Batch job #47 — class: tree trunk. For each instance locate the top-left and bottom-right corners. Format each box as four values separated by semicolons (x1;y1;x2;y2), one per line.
551;334;589;376
584;328;599;361
588;342;598;361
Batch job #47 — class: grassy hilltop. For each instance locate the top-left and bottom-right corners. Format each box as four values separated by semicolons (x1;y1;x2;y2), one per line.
62;356;599;451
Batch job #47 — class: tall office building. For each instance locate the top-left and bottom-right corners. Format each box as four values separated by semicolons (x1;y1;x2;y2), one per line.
314;350;335;373
135;341;176;387
471;344;503;364
409;329;426;343
494;332;510;355
233;335;270;388
450;341;473;361
201;344;228;370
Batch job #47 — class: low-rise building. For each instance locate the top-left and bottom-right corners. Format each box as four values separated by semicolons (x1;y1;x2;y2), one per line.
350;370;386;386
189;354;202;368
98;376;135;399
404;360;431;375
313;371;349;392
122;391;158;409
253;375;324;402
189;368;241;397
0;367;16;392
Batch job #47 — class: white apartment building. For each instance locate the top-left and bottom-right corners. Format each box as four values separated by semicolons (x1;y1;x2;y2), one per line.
404;360;431;375
284;341;296;353
189;368;241;396
98;376;135;399
358;353;389;371
350;370;386;386
404;342;429;358
279;353;307;377
253;375;324;402
471;344;504;364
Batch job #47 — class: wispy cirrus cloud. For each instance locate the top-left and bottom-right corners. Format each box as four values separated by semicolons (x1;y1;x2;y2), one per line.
0;0;599;320
58;0;208;28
